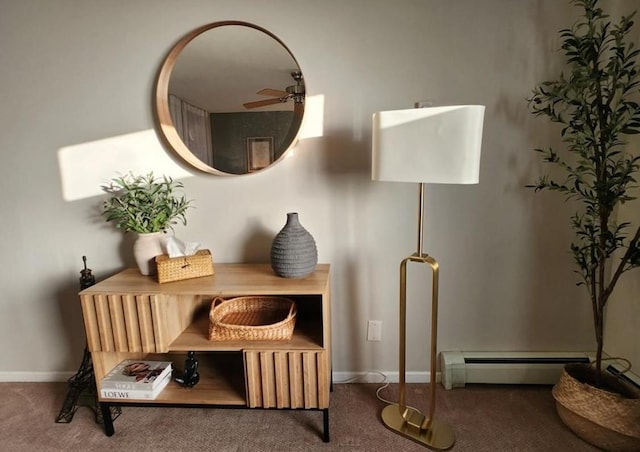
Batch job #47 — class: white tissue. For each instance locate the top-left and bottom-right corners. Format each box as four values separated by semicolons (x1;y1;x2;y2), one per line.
166;236;200;258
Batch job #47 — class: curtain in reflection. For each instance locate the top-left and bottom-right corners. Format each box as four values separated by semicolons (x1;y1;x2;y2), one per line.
169;94;213;166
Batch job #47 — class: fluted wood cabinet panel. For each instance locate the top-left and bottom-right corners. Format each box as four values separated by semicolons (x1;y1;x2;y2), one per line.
121;295;142;352
274;351;291;408
245;350;328;409
107;295;128;351
80;293;168;353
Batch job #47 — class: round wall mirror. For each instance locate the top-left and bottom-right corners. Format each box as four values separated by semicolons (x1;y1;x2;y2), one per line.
155;21;305;175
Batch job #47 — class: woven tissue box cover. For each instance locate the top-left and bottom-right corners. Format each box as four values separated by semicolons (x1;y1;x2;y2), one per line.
155;249;214;283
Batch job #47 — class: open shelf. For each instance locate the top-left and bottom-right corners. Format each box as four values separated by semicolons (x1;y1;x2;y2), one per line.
100;352;246;405
169;315;323;352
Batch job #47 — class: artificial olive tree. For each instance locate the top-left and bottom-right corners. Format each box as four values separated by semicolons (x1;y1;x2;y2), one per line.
528;0;640;382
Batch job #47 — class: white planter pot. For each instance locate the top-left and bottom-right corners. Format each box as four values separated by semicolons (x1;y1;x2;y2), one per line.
133;232;166;276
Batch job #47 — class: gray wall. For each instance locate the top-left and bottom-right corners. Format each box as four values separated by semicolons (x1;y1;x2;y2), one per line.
0;0;637;380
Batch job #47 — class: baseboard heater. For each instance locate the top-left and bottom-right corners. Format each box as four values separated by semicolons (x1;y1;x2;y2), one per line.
440;351;640;390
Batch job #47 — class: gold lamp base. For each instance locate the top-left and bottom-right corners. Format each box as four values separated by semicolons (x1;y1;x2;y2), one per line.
381;404;455;450
380;183;456;450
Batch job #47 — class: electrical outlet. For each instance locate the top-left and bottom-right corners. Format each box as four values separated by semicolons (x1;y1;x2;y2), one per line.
367;320;382;341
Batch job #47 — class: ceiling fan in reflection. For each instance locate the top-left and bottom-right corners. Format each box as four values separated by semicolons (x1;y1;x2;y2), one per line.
243;71;305;111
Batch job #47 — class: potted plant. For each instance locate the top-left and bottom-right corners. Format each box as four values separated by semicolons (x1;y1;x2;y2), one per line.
102;172;192;275
528;0;640;449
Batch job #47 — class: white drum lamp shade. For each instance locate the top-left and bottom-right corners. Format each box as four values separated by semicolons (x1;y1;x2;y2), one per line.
372;105;485;184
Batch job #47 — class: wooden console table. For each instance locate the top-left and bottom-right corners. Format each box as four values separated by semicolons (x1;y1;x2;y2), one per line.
79;263;331;441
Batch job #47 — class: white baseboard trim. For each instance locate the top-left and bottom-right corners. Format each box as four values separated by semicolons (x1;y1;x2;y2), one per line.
6;362;637;390
332;371;440;384
0;371;75;383
2;370;438;384
1;371;438;384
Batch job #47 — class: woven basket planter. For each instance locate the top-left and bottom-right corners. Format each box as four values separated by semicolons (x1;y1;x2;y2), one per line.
552;363;640;451
208;296;296;341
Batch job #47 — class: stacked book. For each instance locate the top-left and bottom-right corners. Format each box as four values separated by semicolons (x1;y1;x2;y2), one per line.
100;359;173;400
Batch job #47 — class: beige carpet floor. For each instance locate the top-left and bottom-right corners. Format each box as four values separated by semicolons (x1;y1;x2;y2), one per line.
0;382;600;451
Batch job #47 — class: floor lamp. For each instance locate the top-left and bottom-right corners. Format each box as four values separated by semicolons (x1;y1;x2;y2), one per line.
371;105;485;450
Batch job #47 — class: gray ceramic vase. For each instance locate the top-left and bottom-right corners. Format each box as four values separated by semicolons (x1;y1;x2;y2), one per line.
271;212;318;278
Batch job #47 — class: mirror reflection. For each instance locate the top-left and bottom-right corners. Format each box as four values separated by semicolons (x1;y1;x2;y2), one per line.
156;21;305;175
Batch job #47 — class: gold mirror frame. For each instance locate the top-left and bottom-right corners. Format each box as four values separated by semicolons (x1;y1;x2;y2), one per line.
155;21;305;175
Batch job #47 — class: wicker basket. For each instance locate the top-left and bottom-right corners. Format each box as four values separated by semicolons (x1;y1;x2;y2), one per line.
155;249;214;283
552;364;640;451
208;296;296;341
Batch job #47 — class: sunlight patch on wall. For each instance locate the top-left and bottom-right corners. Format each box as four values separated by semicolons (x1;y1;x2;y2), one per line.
298;94;324;140
285;94;324;159
57;129;193;201
58;96;323;200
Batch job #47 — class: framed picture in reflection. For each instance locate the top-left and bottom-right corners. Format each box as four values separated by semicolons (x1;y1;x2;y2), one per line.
247;137;274;172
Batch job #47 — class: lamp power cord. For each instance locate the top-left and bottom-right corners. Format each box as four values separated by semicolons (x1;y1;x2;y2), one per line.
334;371;420;411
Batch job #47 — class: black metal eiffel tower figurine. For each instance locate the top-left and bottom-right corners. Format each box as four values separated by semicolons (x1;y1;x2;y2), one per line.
55;256;121;424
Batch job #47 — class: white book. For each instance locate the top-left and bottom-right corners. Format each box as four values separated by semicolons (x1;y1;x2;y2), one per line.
100;371;171;400
101;359;172;390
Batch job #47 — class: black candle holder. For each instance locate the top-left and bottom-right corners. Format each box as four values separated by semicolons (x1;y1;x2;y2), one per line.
175;351;200;388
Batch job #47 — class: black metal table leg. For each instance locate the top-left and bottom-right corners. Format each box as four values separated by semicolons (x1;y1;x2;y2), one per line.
100;403;115;436
322;408;330;442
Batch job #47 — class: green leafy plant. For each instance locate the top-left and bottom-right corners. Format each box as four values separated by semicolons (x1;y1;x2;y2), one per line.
102;172;192;233
528;0;640;381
